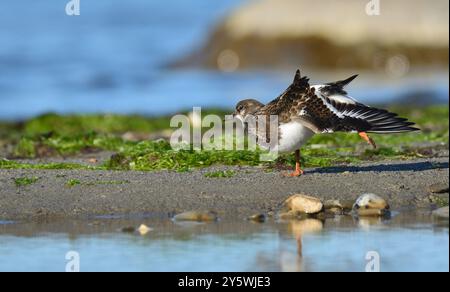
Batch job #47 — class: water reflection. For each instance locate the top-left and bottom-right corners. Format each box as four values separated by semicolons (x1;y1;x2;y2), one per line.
278;219;324;272
0;212;448;272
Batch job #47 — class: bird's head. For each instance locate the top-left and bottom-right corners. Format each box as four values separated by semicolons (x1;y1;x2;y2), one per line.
233;99;264;122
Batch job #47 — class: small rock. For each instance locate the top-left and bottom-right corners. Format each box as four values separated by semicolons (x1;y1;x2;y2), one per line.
121;226;136;233
284;194;323;214
173;211;218;222
353;193;390;217
247;214;266;223
324;200;341;209
428;183;449;194
432;206;449;219
326;207;345;215
341;200;355;210
137;224;152;235
353;193;389;211
324;199;354;212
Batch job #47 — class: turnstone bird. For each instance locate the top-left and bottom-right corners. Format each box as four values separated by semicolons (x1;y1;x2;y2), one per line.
233;69;419;177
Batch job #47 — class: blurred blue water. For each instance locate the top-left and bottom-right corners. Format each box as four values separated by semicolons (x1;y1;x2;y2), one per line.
0;0;448;120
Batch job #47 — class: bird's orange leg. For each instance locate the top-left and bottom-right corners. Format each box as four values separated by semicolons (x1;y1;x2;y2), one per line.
359;132;377;149
284;149;304;177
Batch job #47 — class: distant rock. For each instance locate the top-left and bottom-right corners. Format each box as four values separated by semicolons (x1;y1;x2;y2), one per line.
176;0;448;70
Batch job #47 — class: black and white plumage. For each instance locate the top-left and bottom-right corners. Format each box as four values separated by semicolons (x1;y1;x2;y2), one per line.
233;69;419;176
312;75;419;134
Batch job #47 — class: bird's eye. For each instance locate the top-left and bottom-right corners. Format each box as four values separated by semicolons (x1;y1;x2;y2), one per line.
237;105;243;111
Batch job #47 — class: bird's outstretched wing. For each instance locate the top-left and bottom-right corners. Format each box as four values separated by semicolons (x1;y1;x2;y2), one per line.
258;70;419;134
313;75;419;133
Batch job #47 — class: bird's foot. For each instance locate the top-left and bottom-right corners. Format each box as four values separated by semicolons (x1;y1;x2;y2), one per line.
359;132;377;149
283;168;304;177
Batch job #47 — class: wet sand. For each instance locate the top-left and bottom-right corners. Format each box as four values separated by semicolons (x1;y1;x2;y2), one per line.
0;157;448;221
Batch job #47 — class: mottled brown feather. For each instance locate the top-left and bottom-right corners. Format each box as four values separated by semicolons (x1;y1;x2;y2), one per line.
244;70;419;143
255;69;340;133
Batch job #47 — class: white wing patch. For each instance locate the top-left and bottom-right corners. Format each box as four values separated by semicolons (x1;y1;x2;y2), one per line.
310;85;345;118
312;85;358;104
326;94;358;105
311;85;364;119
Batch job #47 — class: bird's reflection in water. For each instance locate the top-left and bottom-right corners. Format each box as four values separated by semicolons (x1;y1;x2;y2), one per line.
253;214;396;271
278;219;324;272
277;214;395;271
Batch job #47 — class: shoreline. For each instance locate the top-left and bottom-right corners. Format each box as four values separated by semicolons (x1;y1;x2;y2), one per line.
1;157;448;221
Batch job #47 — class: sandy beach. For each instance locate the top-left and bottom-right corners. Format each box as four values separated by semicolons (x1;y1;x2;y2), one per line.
0;156;447;221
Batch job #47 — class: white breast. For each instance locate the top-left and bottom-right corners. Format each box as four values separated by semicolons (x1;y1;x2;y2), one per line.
275;122;315;153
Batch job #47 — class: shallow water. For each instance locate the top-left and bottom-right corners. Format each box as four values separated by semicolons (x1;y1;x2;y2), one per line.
0;0;448;120
0;213;448;272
